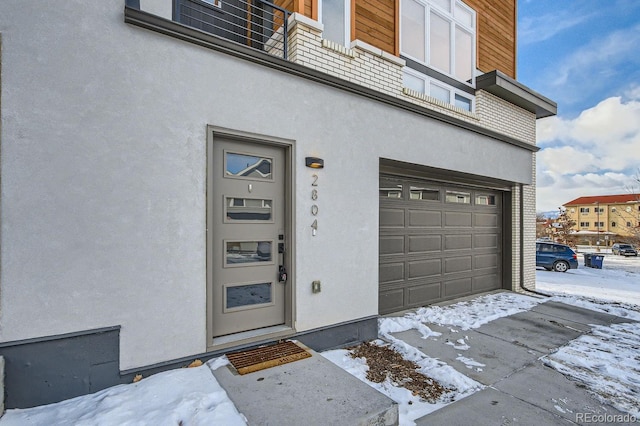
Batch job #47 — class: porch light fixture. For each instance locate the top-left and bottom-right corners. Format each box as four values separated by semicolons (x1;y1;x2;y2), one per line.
305;157;324;169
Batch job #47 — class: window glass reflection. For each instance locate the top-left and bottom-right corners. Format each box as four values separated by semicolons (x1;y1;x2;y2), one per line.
226;241;272;264
380;184;403;199
476;194;496;205
226;282;272;309
226;197;272;221
410;186;439;201
226;152;272;179
445;191;470;204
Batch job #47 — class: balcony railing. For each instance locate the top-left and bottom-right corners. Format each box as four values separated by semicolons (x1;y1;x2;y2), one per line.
174;0;290;59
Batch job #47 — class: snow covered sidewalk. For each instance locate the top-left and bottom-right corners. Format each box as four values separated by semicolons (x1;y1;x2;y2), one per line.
325;292;640;425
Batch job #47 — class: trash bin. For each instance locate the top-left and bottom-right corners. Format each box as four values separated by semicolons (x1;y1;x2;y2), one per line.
583;253;592;267
591;255;604;269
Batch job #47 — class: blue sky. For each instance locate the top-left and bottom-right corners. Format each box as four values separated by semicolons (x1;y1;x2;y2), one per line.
516;0;640;213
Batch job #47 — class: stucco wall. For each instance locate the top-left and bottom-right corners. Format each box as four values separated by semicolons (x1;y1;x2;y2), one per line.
0;0;535;369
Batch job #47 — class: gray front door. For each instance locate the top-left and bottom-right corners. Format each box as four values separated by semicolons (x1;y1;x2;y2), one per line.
210;138;286;337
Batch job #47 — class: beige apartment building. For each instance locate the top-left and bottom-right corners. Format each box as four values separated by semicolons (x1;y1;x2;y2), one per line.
563;194;640;244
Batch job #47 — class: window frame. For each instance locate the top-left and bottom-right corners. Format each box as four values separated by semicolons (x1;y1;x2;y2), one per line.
319;0;351;46
400;0;476;87
403;67;475;112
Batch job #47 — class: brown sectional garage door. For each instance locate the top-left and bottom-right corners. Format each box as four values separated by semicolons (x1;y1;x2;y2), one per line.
379;175;503;314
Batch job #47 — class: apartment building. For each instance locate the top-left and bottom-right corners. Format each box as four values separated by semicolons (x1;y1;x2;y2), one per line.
564;194;640;244
0;0;555;407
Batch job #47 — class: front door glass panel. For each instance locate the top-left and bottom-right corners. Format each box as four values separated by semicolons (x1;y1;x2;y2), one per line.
226;241;273;265
225;152;273;180
225;197;273;222
225;282;273;311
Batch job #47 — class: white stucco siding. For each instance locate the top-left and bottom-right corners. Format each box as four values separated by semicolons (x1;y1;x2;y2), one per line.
0;0;534;369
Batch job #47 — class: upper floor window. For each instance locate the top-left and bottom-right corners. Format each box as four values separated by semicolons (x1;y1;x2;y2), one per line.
403;68;474;111
401;0;475;85
320;0;350;46
580;207;589;213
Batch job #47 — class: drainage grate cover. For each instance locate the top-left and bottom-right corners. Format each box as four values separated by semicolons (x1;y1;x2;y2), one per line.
226;341;312;375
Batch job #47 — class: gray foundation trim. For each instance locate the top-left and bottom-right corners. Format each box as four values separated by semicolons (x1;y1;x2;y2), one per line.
295;316;378;351
123;6;539;153
0;327;121;409
0;318;377;409
1;356;5;415
121;315;378;377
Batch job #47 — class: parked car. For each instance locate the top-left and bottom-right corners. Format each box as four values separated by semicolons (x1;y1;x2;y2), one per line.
536;242;579;272
611;243;638;256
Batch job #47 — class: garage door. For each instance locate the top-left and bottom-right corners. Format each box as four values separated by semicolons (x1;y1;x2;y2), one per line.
379;175;503;314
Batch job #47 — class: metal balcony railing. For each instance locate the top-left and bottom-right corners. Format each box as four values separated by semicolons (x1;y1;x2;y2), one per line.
175;0;290;59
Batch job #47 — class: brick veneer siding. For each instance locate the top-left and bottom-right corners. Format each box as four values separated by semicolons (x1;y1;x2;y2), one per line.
475;91;536;144
285;13;538;292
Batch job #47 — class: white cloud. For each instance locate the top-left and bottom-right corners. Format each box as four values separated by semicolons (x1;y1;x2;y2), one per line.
550;24;640;88
519;11;592;46
536;96;640;211
625;84;640;101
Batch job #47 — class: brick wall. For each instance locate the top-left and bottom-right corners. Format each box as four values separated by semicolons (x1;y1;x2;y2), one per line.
475;91;536;143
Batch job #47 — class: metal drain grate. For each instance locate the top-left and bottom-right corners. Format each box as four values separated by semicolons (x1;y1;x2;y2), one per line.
226;341;312;375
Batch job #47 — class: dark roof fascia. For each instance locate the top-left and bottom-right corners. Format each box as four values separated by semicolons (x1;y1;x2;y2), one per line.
123;6;539;153
476;70;557;119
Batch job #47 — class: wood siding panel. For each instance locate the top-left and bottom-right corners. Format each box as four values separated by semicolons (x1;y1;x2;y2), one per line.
464;0;516;78
274;0;294;11
354;0;397;54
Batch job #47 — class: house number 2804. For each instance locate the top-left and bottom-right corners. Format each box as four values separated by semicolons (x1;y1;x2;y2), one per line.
311;174;319;236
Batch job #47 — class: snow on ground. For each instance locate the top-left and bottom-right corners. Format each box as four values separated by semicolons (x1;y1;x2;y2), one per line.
0;358;246;426
326;256;640;426
322;340;482;426
2;256;639;426
541;321;640;418
324;291;546;426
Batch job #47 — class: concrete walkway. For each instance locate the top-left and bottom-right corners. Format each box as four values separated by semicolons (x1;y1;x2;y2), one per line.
211;300;635;426
400;301;635;425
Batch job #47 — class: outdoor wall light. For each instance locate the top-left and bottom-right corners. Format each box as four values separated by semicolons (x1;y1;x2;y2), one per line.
305;157;324;169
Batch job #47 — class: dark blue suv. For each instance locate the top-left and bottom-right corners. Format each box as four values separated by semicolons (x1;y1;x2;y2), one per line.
536;242;578;272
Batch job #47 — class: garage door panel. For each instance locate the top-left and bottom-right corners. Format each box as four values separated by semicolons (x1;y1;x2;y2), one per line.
475;233;498;249
474;213;499;227
444;256;472;274
408;283;441;306
473;274;500;292
379;262;405;283
444;211;472;227
380;236;405;256
380;208;405;227
445;234;473;250
408;259;442;279
443;278;472;297
475;253;498;269
408;235;442;253
408;209;441;227
379;289;405;313
379;175;504;314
